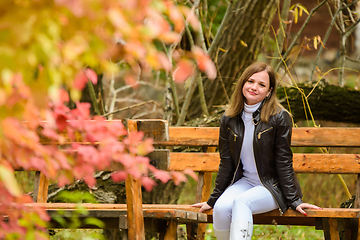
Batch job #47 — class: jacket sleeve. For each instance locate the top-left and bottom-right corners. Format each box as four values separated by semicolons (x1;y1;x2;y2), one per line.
206;114;236;208
274;110;303;210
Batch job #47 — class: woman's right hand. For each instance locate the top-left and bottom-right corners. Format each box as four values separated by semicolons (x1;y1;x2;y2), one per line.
191;202;212;213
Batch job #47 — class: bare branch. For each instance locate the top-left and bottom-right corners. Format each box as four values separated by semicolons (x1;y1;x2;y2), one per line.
102;100;162;118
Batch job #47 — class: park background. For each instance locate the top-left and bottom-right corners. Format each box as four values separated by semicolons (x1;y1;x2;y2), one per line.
2;0;360;239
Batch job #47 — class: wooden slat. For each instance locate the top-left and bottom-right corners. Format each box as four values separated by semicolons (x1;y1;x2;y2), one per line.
155;127;218;146
153;127;360;147
29;203;360;219
168;152;360;174
130;119;169;142
291;128;360;147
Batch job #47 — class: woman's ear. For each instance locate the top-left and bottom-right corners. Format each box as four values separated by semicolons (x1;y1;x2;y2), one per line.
266;88;273;98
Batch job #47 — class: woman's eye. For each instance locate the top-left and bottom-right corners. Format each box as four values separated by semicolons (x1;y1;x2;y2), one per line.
260;84;265;87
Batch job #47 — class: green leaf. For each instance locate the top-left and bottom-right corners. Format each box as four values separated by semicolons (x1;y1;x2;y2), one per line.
84;217;105;228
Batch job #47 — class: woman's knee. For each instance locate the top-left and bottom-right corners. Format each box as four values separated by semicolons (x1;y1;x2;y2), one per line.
233;195;250;209
213;201;232;219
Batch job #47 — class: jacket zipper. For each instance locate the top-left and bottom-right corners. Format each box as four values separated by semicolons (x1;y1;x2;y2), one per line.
229;120;243;185
257;127;273;140
253;126;283;215
228;127;238;141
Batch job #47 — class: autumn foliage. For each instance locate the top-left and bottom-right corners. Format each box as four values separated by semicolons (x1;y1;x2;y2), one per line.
0;0;215;238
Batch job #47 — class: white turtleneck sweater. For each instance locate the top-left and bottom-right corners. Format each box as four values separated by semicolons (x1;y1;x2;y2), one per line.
241;102;261;184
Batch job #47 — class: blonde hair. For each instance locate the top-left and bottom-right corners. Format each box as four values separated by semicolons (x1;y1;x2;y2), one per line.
225;62;286;123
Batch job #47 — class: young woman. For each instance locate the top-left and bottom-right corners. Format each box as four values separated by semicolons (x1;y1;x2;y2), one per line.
191;62;321;239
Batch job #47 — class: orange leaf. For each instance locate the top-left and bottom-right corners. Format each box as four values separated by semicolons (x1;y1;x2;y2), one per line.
172;59;195;83
192;46;217;80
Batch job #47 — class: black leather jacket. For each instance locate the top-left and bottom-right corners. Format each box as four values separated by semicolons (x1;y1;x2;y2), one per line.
207;106;303;214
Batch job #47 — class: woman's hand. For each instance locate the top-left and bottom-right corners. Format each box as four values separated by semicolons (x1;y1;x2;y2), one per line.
295;203;322;216
191;202;212;213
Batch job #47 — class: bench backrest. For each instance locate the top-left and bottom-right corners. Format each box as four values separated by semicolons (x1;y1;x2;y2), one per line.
130;119;360;208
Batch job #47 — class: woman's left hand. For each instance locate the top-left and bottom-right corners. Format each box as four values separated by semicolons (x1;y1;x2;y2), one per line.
295;203;322;216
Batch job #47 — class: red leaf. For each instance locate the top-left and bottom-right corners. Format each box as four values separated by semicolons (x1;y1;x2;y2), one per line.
141;176;156;192
157;52;171;71
42;128;60;141
171;171;188;185
55;114;67;132
58;89;69;104
183;168;198;181
172;60;195;83
71;102;91;119
149;166;171;183
137;138;154;156
73;71;88;90
125;74;139;88
57;175;71;187
111;171;128;182
85;69;98;85
84;175;96;188
123;131;145;154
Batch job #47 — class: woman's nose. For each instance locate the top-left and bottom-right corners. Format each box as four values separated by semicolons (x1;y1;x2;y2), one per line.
250;84;258;91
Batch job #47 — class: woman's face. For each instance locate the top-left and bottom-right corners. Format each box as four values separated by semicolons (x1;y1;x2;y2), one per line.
242;71;271;105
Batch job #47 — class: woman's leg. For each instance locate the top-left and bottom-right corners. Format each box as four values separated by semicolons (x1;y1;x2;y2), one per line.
230;185;278;239
213;178;253;231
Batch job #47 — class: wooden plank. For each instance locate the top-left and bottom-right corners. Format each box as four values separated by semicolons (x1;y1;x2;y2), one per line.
155;127;218;147
163;221;177;240
128;119;169;142
327;218;340;240
168;152;360;174
31;203;360;220
33;171;49;203
291;128;360;147
147;149;170;170
153;127;360;147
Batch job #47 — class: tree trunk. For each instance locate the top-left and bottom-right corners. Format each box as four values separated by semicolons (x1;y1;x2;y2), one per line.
277;81;360;123
188;0;278;118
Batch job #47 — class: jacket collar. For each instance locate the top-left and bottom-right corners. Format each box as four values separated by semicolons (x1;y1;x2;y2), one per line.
252;100;265;125
238;100;265;125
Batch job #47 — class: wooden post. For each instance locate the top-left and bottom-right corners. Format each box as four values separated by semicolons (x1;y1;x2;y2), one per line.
125;175;145;240
163;221;177;240
126;120;145;240
186;146;215;240
33;171;49;203
353;174;360;239
197;147;215;240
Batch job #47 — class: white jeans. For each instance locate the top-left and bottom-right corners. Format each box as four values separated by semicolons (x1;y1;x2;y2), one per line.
213;177;278;230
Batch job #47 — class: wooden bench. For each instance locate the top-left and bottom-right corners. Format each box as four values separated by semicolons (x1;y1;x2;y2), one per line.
22;119;206;240
123;119;360;240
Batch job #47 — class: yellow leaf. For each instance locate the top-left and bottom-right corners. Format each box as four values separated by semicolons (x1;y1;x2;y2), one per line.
294;7;298;24
298;4;309;15
240;40;248;47
314;37;318;50
0;164;21;197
